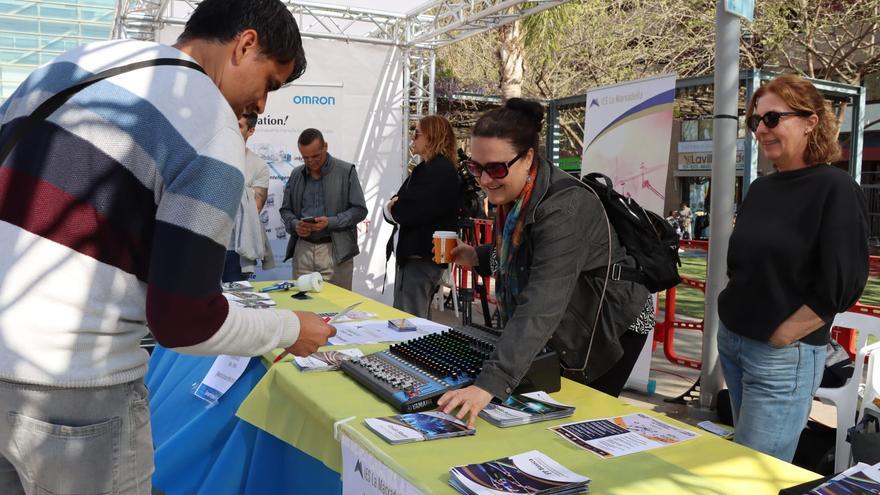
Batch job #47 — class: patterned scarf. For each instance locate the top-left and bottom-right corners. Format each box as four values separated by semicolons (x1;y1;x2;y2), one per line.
495;162;540;322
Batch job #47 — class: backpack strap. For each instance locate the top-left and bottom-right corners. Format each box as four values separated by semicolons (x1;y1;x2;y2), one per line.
0;58;206;164
542;175;645;285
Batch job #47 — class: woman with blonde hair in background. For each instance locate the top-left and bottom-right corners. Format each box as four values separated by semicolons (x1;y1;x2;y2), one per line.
384;115;462;318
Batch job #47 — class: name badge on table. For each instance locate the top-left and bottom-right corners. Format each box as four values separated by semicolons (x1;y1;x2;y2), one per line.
193;355;251;406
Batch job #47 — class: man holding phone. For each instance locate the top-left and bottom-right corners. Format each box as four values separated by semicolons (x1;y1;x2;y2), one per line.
280;128;367;290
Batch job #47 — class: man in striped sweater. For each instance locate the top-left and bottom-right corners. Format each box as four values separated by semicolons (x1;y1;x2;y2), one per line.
0;0;335;493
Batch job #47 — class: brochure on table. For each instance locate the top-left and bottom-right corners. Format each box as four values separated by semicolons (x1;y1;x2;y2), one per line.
550;412;699;459
807;461;880;494
328;318;449;345
223;291;276;308
365;411;475;444
480;391;575;427
293;349;364;372
449;450;590;495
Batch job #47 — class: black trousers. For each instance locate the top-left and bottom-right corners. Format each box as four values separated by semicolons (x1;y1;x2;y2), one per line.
567;331;650;398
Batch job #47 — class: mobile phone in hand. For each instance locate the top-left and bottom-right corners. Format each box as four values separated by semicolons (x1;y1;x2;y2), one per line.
301;217;317;223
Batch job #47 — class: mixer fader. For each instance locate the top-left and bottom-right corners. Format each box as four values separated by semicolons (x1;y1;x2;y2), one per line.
341;324;560;412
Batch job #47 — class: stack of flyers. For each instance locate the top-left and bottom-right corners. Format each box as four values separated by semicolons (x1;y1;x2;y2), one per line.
222;291;276;308
364;411;475;445
293;349;364;372
807;462;880;495
480;391;575;428
549;413;698;459
317;310;378;323
806;462;880;494
449;450;590;495
221;280;253;292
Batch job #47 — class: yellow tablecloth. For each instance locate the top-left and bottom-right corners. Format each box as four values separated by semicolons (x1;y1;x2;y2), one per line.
236;283;821;494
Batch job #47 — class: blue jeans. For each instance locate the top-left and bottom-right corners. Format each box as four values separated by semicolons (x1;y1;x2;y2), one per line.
717;323;825;462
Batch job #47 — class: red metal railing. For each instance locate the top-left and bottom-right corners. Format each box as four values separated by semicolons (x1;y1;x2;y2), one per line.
653;243;880;369
454;219;880;369
652;239;708;369
456;219;496;305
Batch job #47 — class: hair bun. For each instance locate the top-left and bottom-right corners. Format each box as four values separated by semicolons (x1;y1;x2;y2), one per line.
504;98;544;131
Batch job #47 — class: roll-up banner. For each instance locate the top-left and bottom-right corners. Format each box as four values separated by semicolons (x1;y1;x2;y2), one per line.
581;75;677;393
581;74;676;215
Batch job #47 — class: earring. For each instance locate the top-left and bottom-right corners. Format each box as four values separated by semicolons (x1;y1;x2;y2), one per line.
526;176;532;183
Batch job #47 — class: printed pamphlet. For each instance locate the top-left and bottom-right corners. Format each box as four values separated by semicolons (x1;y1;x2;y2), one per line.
222;291;276;308
480;391;575;427
318;310;378;323
293;349;364;372
807;461;880;494
697;420;734;439
364;411;475;444
549;412;698;459
449;450;590;495
221;281;253;292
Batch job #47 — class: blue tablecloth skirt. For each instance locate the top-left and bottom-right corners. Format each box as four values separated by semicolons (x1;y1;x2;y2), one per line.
146;346;342;494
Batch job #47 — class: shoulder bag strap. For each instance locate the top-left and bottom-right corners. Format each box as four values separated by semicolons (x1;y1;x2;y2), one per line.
0;58;206;164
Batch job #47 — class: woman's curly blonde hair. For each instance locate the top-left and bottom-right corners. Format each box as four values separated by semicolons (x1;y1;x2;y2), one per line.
417;115;458;168
746;74;841;165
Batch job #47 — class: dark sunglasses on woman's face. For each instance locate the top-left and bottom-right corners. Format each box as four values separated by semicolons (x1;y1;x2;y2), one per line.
463;150;527;179
747;110;813;132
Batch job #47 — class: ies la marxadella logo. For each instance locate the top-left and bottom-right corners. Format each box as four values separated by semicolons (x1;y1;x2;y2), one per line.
292;95;337;105
354;459;403;495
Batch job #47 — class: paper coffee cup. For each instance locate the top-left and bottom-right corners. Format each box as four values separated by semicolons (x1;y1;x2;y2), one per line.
432;231;458;264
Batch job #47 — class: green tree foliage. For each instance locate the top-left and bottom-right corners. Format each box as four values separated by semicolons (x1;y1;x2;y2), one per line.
439;0;880;99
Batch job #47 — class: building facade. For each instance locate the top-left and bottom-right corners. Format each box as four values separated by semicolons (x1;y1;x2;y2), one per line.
0;0;114;101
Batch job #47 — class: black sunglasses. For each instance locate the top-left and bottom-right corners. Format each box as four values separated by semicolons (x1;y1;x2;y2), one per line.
747;110;813;132
463;150;527;179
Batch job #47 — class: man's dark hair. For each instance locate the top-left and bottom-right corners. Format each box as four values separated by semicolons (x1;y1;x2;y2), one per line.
243;112;258;130
298;128;324;146
179;0;307;83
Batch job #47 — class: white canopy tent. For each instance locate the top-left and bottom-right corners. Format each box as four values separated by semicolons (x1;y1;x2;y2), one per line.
113;0;568;141
110;0;570;305
110;0;701;400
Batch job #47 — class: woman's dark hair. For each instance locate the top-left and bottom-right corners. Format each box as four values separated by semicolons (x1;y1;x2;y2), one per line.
179;0;307;83
472;98;544;163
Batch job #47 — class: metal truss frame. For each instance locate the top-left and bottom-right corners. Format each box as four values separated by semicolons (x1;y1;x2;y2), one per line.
113;0;570;165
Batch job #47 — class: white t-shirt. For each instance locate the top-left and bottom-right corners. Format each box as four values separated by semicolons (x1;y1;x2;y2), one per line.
245;148;270;190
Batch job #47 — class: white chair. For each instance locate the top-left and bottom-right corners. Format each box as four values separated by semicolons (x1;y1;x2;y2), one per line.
814;311;880;473
858;341;880;420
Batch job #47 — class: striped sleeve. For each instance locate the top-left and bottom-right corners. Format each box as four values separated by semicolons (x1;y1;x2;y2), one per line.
145;127;299;355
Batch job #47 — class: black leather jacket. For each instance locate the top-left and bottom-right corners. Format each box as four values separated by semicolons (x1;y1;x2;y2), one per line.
385;155;461;262
473;161;649;399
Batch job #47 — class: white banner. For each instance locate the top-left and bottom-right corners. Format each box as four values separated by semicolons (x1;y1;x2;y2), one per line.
341;434;425;495
239;39;404;303
247;82;346;281
581;74;677;215
157;31;407;303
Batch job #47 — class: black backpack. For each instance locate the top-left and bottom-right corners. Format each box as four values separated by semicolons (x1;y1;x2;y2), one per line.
547;172;681;293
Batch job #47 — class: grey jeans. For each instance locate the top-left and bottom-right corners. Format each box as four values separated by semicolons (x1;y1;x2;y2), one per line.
392;258;445;319
0;378;153;495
